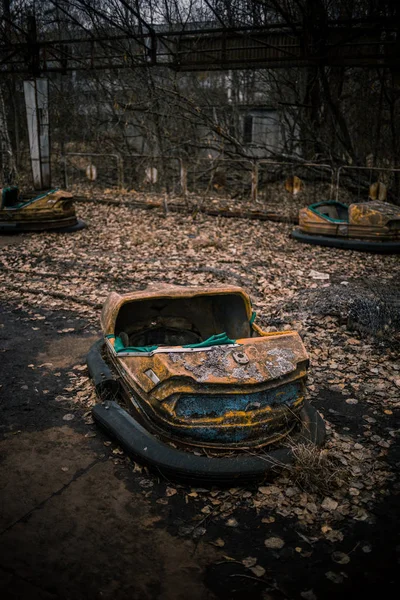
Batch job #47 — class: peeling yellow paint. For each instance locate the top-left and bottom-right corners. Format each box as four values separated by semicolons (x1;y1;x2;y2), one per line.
0;189;76;225
299;201;400;240
101;285;310;449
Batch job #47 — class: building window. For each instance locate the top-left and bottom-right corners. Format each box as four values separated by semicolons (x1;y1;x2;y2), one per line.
243;115;253;145
243;110;279;150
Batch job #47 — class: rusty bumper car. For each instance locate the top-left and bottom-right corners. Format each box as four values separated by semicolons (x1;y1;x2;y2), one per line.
87;285;325;482
0;186;85;233
292;200;400;253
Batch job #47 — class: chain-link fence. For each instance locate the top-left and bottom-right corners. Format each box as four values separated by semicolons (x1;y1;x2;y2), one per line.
257;161;334;204
64;153;124;189
336;165;400;205
61;153;336;204
11;149;400;208
121;155;181;193
183;157;254;199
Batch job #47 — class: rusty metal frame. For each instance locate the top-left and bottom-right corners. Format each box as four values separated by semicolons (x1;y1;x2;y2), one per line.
256;161;334;204
335;165;400;202
1;17;398;74
62;153;338;205
120;154;181;193
64;152;124;189
181;156;255;198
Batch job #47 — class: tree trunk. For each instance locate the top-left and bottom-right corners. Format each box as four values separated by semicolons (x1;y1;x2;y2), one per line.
0;85;17;185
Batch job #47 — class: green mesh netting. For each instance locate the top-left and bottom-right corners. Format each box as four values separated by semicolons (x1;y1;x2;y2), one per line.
107;332;236;353
183;333;235;348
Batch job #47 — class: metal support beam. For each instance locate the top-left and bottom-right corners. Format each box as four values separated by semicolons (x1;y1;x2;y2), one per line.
0;19;398;74
24;78;50;190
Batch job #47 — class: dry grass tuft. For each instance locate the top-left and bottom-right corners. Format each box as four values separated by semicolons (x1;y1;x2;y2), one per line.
284;442;351;496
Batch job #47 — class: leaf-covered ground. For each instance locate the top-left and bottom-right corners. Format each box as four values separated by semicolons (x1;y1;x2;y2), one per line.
1;194;399;599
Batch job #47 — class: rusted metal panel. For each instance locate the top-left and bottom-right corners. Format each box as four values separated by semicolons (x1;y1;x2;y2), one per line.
100;285;254;336
299;200;400;241
349;201;400;227
1;19;397;74
0;188;79;231
173;27;386;70
100;285;310;450
108;334;308;398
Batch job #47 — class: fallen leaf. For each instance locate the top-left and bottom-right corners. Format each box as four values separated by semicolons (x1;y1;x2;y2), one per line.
331;551;350;565
309;270;330;280
261;516;275;523
226;518;238;527
138;478;154;489
242;557;257;568
62;413;75;421
250;565;266;577
321;525;331;535
201;506;212;514
326;530;344;543
264;536;285;549
321;497;338;512
325;571;344;584
300;591;317;600
210;538;225;547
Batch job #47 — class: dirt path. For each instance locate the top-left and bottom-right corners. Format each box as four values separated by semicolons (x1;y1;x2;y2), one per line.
0;304;219;600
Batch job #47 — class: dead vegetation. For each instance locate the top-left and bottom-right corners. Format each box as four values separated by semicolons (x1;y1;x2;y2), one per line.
282;278;400;345
282;443;351;497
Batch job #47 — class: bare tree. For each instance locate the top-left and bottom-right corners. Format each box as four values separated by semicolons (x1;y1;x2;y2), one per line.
0;1;399;195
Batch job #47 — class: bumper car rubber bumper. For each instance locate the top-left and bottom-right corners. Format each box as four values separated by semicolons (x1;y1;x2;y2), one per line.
88;340;326;483
92;400;325;483
291;228;400;254
52;218;86;233
0;217;86;233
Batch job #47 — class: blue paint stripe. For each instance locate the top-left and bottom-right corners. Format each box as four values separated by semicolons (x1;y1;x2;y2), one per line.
175;382;302;419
